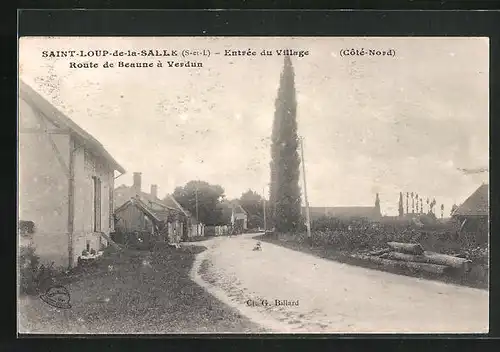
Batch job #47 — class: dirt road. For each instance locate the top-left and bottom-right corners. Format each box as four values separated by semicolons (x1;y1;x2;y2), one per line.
191;233;489;333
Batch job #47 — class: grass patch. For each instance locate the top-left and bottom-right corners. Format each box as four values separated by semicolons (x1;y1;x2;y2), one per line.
18;244;263;333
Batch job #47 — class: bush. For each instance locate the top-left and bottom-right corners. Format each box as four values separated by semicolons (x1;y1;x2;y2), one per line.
19;220;36;234
123;231;153;250
109;231;153;249
306;216;489;259
19;245;57;295
463;245;489;265
309;217;421;251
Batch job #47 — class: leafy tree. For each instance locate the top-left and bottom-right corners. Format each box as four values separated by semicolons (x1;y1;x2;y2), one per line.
269;56;302;232
169;180;226;226
239;189;264;228
216;201;234;225
238;189;273;229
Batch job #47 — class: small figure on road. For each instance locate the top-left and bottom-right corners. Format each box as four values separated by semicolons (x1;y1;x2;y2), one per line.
253;241;262;251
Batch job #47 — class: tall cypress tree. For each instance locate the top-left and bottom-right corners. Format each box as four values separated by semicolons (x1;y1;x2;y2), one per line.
398;192;404;217
406;192;409;214
375;193;381;216
269;56;302;232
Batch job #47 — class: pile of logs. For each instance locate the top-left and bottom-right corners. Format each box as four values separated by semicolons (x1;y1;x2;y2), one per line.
360;242;472;275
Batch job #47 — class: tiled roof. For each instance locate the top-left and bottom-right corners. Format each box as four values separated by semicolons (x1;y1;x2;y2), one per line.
114;185;192;220
115;197;170;226
304;206;380;219
452;184;489;217
223;200;247;214
19;80;125;174
233;203;247;215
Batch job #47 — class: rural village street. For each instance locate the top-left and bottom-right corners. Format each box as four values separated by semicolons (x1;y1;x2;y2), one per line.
191;233;489;333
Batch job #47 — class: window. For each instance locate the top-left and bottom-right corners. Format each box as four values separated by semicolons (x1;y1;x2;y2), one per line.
93;176;102;232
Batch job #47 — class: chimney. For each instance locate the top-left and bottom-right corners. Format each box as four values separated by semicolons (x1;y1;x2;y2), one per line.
151;184;158;199
132;172;142;195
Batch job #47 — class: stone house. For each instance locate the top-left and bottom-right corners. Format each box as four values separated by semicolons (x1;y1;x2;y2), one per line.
18;80;125;268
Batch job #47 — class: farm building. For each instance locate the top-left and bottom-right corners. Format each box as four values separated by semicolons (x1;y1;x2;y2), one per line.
452;183;489;238
114;173;203;240
304;193;382;221
18;80;125;268
114;196;184;244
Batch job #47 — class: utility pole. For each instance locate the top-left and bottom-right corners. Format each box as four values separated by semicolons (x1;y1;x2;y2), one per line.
195;183;199;236
300;137;312;239
262;186;267;234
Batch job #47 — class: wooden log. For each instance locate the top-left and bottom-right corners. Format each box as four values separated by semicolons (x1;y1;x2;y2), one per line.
385;251;471;271
423;251;472;270
386;251;428;262
387;242;424;255
369;248;391;256
366;256;448;274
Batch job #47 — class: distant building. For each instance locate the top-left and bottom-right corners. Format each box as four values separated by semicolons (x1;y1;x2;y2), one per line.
114;196;184;244
230;202;248;231
303;193;382;221
114;173;202;240
18;80;125;268
452;183;489;236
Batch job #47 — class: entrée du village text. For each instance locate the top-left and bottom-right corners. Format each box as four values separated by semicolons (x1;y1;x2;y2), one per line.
45;48;310;69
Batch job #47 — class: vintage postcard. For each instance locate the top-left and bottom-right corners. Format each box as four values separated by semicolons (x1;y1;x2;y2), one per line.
18;36;489;334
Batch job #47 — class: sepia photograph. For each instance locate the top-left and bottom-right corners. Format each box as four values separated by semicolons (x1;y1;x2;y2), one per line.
17;36;489;334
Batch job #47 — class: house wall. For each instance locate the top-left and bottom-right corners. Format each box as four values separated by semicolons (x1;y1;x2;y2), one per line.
234;218;246;230
233;213;248;229
18;98;71;268
71;147;114;264
455;215;489;245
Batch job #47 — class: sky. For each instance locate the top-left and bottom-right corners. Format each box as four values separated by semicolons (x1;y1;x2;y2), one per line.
19;37;489;216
